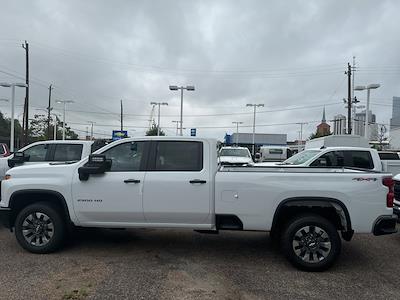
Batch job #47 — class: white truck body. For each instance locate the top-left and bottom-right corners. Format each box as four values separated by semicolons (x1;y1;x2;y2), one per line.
0;137;396;271
0;140;94;179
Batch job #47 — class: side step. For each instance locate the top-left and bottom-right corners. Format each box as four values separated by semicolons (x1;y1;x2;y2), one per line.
194;230;219;234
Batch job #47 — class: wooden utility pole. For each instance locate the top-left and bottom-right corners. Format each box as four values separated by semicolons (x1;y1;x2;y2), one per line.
47;84;53;139
346;63;352;134
120;100;123;131
22;41;29;145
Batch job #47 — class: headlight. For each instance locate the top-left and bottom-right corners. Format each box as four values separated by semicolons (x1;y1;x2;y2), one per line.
3;174;11;180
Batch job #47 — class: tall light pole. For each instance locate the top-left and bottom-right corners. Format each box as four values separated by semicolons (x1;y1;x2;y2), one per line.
232;121;243;145
150;102;168;136
354;84;380;140
56;100;74;140
88;121;96;140
0;82;28;152
172;120;180;135
296;122;307;152
246;103;264;155
169;85;195;136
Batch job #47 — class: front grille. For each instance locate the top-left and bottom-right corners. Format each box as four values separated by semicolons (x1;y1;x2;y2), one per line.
394;181;400;203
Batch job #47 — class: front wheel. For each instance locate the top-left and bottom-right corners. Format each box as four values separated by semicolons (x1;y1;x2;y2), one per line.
14;202;66;254
281;214;341;271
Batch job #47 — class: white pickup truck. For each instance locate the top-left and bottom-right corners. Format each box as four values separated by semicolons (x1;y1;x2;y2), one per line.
0;140;96;179
257;147;400;175
0;137;397;271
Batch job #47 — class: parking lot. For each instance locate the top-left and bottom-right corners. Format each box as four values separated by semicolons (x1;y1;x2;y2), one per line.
0;226;399;300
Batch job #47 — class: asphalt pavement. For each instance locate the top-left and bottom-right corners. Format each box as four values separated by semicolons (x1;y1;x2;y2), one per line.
0;226;399;300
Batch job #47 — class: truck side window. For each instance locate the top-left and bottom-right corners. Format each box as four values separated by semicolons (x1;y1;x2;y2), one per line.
23;144;48;162
311;151;344;167
102;142;145;171
155;141;203;171
348;151;374;169
53;144;83;161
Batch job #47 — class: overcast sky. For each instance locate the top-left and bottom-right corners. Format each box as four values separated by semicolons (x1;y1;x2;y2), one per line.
0;0;399;141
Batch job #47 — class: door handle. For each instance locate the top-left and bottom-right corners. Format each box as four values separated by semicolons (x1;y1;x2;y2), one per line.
124;179;141;184
189;179;207;184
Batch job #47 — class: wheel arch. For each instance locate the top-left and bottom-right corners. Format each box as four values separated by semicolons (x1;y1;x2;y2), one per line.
9;189;72;228
271;197;353;241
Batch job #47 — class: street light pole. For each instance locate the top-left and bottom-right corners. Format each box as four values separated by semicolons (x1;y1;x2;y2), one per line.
56;100;74;140
88;121;96;140
151;102;168;136
246;103;264;155
169;85;195;136
232;121;243;145
354;83;380;140
0;82;28;152
172;121;180;135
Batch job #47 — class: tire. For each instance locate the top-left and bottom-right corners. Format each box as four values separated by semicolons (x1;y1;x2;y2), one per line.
281;214;341;272
14;202;66;254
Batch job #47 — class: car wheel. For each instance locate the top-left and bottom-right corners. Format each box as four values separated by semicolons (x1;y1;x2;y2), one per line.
281;214;341;271
15;202;65;254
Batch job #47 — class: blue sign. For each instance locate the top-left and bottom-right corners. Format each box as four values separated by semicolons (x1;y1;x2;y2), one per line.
112;130;128;141
190;128;196;136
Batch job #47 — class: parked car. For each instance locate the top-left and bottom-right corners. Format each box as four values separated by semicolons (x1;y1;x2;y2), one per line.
0;137;396;271
218;146;253;165
0;143;10;158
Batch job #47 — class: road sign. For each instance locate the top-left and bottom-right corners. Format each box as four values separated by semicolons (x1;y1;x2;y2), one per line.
112;130;128;141
190;128;196;136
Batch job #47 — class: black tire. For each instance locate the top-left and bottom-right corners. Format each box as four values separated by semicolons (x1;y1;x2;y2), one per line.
281;214;341;272
14;202;66;254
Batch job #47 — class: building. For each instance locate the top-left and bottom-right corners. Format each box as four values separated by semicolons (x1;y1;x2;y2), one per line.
225;133;287;146
354;110;378;141
316;107;331;136
390;96;400;130
333;114;346;135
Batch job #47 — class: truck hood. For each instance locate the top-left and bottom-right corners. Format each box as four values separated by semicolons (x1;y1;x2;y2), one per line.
218;156;253;164
6;161;78;177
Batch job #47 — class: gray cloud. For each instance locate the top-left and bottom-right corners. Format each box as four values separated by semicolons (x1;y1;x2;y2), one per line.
0;0;399;140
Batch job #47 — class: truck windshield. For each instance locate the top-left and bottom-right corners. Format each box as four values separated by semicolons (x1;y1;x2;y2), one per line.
281;150;321;165
220;149;250;157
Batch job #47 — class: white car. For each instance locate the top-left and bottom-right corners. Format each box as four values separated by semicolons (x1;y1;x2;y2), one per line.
218;146;253;165
0;137;396;271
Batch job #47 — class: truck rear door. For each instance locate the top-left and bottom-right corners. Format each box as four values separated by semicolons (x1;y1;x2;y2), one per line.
143;140;211;225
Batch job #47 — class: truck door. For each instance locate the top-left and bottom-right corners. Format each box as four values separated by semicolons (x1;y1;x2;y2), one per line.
143;140;211;225
71;141;149;225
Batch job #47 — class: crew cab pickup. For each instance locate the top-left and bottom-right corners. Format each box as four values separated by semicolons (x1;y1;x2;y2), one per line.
0;140;97;179
0;137;396;271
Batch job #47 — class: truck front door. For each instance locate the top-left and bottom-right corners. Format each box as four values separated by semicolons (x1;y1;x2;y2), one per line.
72;141;149;225
143;141;211;226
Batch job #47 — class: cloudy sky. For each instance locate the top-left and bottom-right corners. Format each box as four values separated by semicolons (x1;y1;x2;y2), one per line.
0;0;399;141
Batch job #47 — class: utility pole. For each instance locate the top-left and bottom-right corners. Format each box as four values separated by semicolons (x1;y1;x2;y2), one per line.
47;84;53;139
296;122;307;152
88;121;96;140
345;63;352;134
22;40;29;145
172;120;180;135
246;103;264;155
120;100;123;131
351;56;356;135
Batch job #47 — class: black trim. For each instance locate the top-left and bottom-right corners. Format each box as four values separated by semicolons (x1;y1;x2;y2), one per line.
271;197;353;235
373;215;398;235
0;207;12;228
216;214;243;230
9;189;72;226
393;205;400;223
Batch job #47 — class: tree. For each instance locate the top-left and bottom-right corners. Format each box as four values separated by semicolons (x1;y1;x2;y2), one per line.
0;110;23;145
29;114;78;141
146;122;165;136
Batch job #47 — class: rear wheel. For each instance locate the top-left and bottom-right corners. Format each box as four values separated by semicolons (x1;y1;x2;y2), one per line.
15;202;66;253
281;214;341;271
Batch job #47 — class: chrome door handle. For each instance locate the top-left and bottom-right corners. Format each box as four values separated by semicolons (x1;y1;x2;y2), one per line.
124;179;141;184
189;179;207;184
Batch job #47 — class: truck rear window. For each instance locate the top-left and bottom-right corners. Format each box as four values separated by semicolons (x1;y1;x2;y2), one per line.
379;152;400;160
154;141;203;171
53;144;83;161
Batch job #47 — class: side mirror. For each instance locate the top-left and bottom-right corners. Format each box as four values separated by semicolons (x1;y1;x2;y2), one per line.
78;154;112;181
255;153;261;160
315;157;327;167
8;152;30;168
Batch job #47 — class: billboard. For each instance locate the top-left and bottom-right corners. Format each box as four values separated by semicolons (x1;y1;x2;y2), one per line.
112;130;128;141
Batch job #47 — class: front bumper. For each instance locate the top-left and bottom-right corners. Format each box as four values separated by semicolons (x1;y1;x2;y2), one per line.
373;215;398;236
0;207;12;229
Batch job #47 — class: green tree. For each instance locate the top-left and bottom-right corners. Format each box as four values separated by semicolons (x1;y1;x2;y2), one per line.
146;122;165;136
0;110;23;142
29;114;78;141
